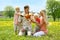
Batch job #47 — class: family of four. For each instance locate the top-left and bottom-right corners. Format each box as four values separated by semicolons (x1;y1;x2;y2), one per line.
14;5;48;37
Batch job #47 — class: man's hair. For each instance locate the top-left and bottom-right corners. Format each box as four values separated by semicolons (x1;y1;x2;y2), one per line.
24;5;29;9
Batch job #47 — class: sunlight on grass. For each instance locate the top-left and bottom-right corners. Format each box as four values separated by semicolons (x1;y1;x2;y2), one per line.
0;20;60;40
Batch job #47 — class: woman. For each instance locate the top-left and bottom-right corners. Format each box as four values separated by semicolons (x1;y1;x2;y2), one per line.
33;10;48;37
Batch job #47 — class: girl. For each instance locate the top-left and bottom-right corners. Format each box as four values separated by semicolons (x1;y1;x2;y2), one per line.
14;7;22;35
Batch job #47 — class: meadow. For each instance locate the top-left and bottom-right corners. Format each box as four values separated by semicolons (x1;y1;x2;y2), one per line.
0;18;60;40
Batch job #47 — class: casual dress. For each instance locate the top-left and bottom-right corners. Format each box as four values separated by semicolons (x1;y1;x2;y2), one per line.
14;12;22;34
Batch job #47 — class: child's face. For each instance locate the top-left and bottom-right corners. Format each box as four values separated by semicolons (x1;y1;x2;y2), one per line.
34;15;38;19
16;8;20;12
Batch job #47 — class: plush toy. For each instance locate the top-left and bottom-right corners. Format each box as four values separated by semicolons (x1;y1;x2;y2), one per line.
25;14;31;19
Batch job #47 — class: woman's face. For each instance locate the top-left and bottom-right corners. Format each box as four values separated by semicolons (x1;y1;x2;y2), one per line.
40;11;44;16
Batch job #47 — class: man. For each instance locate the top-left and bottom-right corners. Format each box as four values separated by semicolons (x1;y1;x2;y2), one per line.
19;5;32;36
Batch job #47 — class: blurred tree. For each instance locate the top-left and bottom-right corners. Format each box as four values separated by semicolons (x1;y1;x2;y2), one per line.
3;6;14;18
55;1;60;21
47;0;60;21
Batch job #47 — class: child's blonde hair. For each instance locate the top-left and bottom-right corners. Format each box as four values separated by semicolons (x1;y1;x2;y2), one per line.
15;6;20;10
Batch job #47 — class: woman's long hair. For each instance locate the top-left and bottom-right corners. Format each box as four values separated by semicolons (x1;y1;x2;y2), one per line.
40;10;47;25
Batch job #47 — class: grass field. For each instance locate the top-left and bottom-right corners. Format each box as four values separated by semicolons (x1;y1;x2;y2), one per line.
0;18;60;40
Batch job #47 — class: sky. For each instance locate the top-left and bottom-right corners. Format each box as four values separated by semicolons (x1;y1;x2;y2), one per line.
0;0;47;12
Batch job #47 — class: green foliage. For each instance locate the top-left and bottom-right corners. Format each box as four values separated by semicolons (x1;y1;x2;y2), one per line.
47;0;60;21
3;6;15;18
0;17;13;21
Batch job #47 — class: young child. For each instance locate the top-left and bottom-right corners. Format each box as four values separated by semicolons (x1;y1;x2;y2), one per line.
14;7;22;35
33;13;40;33
33;10;48;37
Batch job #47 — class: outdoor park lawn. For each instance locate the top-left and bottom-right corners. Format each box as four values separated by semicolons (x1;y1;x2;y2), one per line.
0;18;60;40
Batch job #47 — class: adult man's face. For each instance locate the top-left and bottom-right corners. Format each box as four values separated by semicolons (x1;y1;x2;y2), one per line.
24;8;29;13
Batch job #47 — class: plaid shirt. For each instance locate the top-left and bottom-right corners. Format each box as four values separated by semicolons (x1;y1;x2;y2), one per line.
21;13;32;27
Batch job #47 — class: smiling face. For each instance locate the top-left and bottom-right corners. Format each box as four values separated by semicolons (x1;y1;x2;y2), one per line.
40;11;45;17
34;15;38;20
24;8;29;13
40;10;46;17
24;5;29;14
15;7;20;12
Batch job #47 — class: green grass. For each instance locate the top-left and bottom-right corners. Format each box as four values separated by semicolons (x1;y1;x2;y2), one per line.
0;24;60;40
0;17;60;22
48;17;60;22
0;17;13;21
0;18;60;40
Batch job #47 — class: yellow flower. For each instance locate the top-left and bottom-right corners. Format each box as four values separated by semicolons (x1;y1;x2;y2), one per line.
49;22;60;26
0;21;13;27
